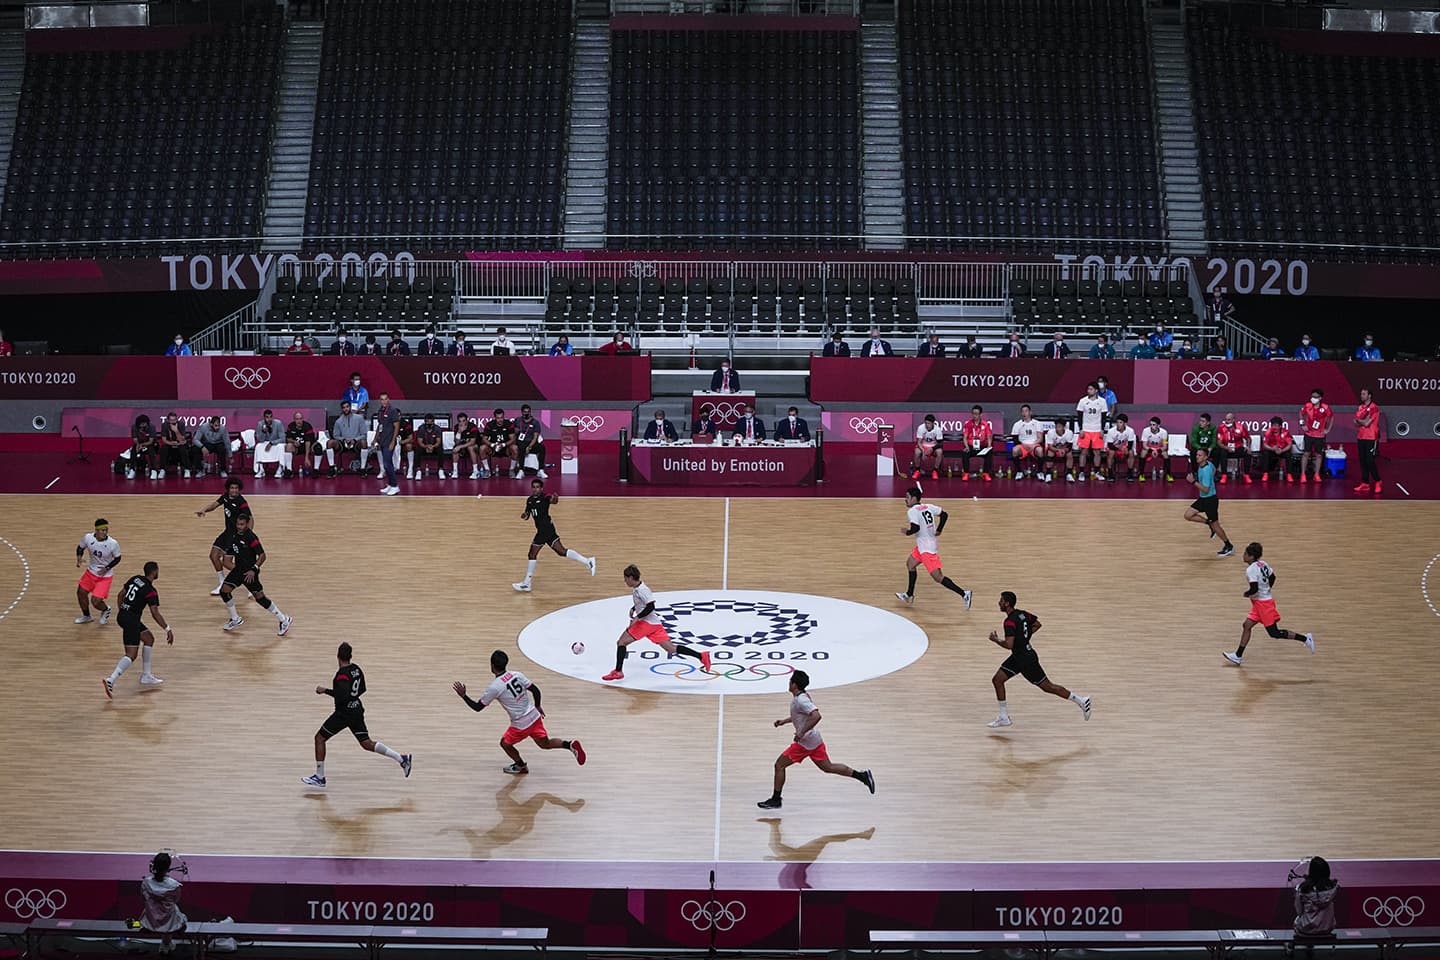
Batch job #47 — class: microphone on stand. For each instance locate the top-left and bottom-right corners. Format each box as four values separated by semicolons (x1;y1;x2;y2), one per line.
69;425;91;464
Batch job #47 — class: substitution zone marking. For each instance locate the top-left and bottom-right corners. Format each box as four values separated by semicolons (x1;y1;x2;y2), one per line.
1423;553;1440;620
0;536;32;623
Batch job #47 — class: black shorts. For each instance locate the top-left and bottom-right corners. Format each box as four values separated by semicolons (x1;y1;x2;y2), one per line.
119;618;148;647
319;709;368;742
1000;652;1048;685
212;532;232;551
1190;496;1220;523
336;439;363;451
223;571;263;595
532;526;560;547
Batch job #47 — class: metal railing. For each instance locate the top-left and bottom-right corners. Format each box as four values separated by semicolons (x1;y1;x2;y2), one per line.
192;301;257;355
610;0;860;15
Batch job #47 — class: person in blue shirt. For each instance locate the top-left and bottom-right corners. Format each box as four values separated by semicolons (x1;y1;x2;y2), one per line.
1355;334;1382;362
1147;323;1174;354
342;372;369;416
1096;375;1118;415
1208;336;1234;360
165;334;193;357
1183;447;1234;557
549;335;574;357
1088;334;1116;360
1261;337;1286;360
1293;335;1319;361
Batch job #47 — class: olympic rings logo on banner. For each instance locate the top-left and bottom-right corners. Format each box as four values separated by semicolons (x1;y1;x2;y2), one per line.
1363;895;1425;926
5;888;67;920
681;899;747;932
700;401;747;421
223;366;272;390
571;415;607;433
1180;371;1229;394
848;416;888;434
650;662;796;683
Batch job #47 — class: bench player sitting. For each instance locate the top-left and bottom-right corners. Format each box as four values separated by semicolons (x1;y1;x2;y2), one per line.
1104;413;1138;483
1009;404;1045;480
1043;419;1076;483
1216;412;1252;485
1139;416;1172;483
959;405;994;482
911;414;944;480
451;413;483;479
413;414;446;479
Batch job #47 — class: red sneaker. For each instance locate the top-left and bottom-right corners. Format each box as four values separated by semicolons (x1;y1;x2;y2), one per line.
1243;474;1253;484
1373;481;1383;495
982;473;992;482
961;472;970;481
1353;482;1371;494
1219;474;1228;485
1260;473;1269;482
602;670;624;681
930;470;939;480
700;651;713;672
911;469;921;479
1299;474;1309;484
569;740;587;766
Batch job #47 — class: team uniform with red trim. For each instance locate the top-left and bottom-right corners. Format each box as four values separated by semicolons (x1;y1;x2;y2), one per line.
906;501;944;573
1245;559;1281;627
78;533;121;597
481;670;549;745
781;691;829;764
626;580;671;644
1013;417;1044;458
1075;396;1109;449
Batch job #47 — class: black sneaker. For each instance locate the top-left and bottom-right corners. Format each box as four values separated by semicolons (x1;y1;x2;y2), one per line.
1217;543;1235;557
756;796;782;810
860;770;876;795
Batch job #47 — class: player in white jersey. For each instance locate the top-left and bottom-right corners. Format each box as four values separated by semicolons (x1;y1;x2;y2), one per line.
1009;404;1045;480
1224;543;1315;665
756;670;874;809
1043;420;1076;482
75;518;123;625
454;650;586;774
911;413;945;479
603;565;712;681
895;487;973;608
1139;417;1172;483
1074;382;1110;480
1104;413;1138;483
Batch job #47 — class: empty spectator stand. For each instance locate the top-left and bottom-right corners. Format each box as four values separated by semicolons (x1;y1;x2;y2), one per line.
898;0;1162;255
257;268;458;348
1187;2;1440;264
607;21;862;252
0;7;282;259
304;0;572;254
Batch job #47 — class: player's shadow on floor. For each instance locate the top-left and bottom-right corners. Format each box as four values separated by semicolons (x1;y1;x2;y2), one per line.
756;818;876;889
107;700;178;744
610;686;666;716
982;741;1091;808
451;779;586;858
1229;672;1321;716
307;795;416;857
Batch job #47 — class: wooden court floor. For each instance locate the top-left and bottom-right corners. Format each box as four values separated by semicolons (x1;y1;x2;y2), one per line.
1;492;1438;864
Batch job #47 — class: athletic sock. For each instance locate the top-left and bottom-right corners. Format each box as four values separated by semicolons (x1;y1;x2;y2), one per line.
906;569;917;596
997;701;1009;719
1068;692;1081;704
1234;644;1246;657
110;655;133;682
326;448;336;466
674;644;704;661
141;646;153;673
313;454;323;471
359;449;370;469
940;576;966;596
849;770;867;783
524;559;537;583
374;742;403;762
216;569;226;588
281;451;293;471
565;549;587;566
268;604;285;621
406;450;415;470
614;646;629;672
224;599;238;619
315;762;325;778
560;740;572;750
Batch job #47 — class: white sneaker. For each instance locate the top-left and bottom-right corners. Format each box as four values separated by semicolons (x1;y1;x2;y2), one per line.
1223;651;1244;665
184;470;192;479
470;469;481;479
74;615;94;624
301;773;326;788
254;470;264;478
1066;473;1076;483
158;470;166;479
895;591;913;605
537;469;548;479
438;469;447;479
1303;633;1316;653
961;589;973;610
405;468;414;480
149;470;158;480
219;471;226;478
1079;696;1092;720
987;716;1013;728
125;468;136;480
223;617;244;631
587;556;597;577
98;608;111;625
1043;473;1052;482
382;486;399;496
139;674;164;685
512;581;532;592
209;585;223;596
277;615;293;637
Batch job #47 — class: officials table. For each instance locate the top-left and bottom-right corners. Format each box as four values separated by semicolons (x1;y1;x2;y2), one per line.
691;390;756;430
628;440;817;486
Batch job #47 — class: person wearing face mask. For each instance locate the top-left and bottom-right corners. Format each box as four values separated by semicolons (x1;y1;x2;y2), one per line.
549;335;574;356
1095;376;1118;415
821;331;851;357
1261;337;1286;360
996;332;1024;359
917;332;946;358
1259;416;1295;483
1087;334;1115;360
1208;335;1233;360
448;330;476;356
360;333;381;356
386;329;411;356
417;326;445;357
1215;412;1252;485
1147;322;1173;355
861;327;894;358
1354;333;1381;362
514;404;547;479
774;406;811;442
709;358;741;393
692;410;721;439
326;401;369;476
341;372;369;416
1176;338;1201;360
642;409;678;443
732;403;766;444
1298;389;1333;483
327;328;356;357
165;333;193;357
252;409;285;479
1293;334;1318;361
1041;331;1071;360
490;326;513;357
599;330;633;355
159;413;199;479
957;334;984;359
284;334;314;357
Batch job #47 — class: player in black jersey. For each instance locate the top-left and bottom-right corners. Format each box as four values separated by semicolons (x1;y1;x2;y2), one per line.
103;562;173;698
987;591;1091;728
302;642;412;788
481;408;515;478
284;412;321;478
195;477;248;595
218;512;293;636
512;478;596;592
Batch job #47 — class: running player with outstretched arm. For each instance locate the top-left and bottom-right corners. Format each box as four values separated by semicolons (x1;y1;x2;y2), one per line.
195;478;249;595
103;562;173;696
756;670;875;809
987;591;1091;727
895;487;972;608
75;518;122;625
1224;542;1316;665
302;642;411;787
217;512;293;636
453;649;586;774
512;478;596;592
603;565;711;681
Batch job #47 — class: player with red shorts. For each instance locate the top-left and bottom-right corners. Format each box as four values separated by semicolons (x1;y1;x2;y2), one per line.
603;565;711;681
756;670;875;809
75;519;122;625
895;487;972;608
1224;543;1316;665
453;649;585;775
1074;382;1110;481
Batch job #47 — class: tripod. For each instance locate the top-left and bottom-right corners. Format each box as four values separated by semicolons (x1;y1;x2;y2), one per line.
68;425;91;464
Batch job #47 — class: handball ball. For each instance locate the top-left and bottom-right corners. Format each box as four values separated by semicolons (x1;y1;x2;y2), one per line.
571;641;585;656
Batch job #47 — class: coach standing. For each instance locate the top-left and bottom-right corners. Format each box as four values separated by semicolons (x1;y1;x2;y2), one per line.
1353;388;1382;496
374;393;402;496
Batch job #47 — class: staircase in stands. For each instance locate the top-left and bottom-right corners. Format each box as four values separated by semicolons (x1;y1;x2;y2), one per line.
1148;5;1207;258
859;12;905;251
260;20;323;253
0;28;25;218
563;13;610;250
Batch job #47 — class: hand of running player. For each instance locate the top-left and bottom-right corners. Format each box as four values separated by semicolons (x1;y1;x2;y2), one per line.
75;556;83;568
452;681;467;698
194;510;205;518
773;719;787;728
315;685;326;695
899;525;910;535
988;630;1001;645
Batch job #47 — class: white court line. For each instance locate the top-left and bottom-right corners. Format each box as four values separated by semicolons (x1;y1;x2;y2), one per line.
0;536;33;622
44;476;60;490
714;497;731;862
1423;554;1440;620
1397;483;1411;497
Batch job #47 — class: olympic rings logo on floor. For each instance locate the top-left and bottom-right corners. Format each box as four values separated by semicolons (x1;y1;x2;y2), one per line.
650;662;796;683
